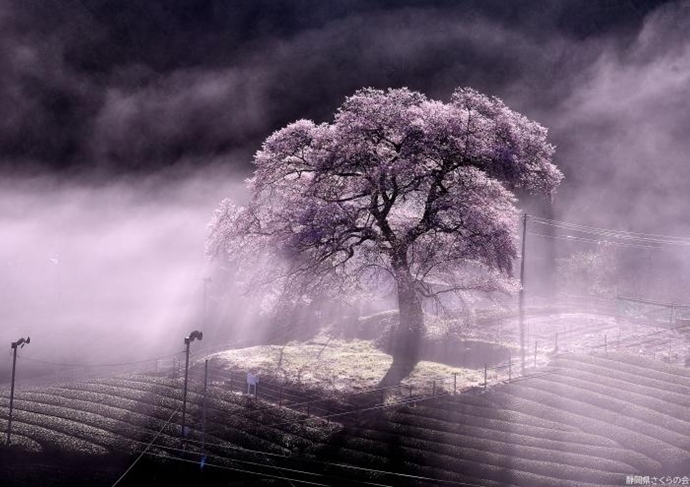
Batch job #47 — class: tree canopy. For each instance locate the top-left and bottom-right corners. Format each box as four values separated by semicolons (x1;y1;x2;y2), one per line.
207;87;562;372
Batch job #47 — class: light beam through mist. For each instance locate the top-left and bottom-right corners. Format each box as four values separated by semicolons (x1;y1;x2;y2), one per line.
0;169;248;372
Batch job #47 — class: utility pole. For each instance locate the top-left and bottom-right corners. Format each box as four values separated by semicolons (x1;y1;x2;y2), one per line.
202;359;208;458
519;213;528;374
202;277;212;325
181;330;203;439
7;337;30;445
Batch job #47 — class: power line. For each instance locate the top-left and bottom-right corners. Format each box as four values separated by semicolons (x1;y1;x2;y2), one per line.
130;449;380;487
2;350;668;485
530;215;690;241
529;216;690;246
4;367;666;487
127;439;491;487
7;328;679;486
17;350;185;368
129;440;327;484
111;406;180;487
131;434;470;487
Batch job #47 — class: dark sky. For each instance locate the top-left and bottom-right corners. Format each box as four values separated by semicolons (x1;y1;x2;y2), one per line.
1;0;689;226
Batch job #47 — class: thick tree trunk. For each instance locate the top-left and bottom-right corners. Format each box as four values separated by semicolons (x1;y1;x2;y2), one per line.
394;272;424;359
380;260;425;385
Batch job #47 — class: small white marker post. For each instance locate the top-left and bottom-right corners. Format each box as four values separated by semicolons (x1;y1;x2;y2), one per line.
247;372;259;398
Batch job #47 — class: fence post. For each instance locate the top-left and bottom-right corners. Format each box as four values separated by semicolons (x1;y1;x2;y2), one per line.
432;380;436;397
604;334;608;355
484;364;487;391
453;373;457;395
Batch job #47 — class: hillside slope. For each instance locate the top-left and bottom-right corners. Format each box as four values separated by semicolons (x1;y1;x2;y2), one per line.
2;343;690;486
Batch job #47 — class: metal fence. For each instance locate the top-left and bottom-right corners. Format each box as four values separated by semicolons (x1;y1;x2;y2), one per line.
616;296;690;326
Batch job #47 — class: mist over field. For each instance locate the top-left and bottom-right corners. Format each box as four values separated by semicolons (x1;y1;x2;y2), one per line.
2;0;690;368
0;169;248;371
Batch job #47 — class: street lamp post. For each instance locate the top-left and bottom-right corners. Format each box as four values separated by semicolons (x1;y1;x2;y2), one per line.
181;330;202;439
7;337;30;445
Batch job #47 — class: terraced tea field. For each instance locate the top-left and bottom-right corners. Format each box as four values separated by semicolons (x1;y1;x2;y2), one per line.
2;344;690;486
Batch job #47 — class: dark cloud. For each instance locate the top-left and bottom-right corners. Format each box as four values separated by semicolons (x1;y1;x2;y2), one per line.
88;10;553;170
0;0;673;173
1;0;689;240
88;68;268;170
549;1;690;232
0;3;99;167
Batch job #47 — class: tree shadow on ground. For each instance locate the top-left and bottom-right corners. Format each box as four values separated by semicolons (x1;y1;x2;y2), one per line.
378;356;418;387
378;329;421;387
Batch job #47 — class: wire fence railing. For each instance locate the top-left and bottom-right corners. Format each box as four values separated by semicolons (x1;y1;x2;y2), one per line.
4;293;689;457
3;315;688;486
170;318;689;441
477;293;690;366
175;352;522;434
5;298;687;414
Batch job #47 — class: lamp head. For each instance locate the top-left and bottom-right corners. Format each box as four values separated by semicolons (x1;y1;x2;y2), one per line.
184;330;203;345
11;337;30;349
